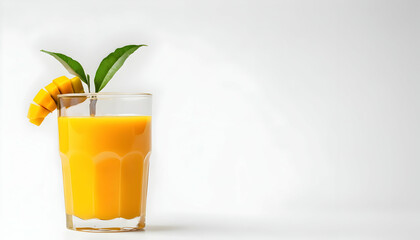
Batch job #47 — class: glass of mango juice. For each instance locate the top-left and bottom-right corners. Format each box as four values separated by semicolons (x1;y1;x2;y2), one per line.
57;93;152;232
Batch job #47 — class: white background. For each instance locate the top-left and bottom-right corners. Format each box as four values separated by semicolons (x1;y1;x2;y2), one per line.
0;0;419;239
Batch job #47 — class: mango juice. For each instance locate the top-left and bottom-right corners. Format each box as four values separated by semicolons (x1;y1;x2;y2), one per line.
58;116;151;221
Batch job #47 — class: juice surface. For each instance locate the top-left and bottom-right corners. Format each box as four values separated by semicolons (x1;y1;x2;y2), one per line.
58;116;151;220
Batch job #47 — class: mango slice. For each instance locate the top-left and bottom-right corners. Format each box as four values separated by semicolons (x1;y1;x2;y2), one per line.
59;76;87;108
45;82;61;103
53;76;74;94
33;89;57;112
29;118;44;126
29;75;85;126
28;103;50;119
70;77;84;93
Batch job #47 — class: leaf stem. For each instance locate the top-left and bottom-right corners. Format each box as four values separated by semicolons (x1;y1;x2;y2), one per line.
89;96;97;117
87;74;92;93
87;74;97;116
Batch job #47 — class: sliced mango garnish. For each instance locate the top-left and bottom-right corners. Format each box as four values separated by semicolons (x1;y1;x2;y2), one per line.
29;76;85;126
70;76;84;93
53;76;74;94
28;103;50;119
33;89;57;112
45;82;61;102
29;118;45;126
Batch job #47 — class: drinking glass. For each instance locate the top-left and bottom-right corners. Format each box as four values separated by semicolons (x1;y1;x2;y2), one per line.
57;93;152;232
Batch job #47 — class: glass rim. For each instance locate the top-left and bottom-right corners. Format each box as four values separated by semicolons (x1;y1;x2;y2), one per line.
57;92;152;98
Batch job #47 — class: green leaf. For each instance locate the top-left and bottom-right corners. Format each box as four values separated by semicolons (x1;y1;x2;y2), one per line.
41;50;89;85
94;44;146;92
86;74;91;92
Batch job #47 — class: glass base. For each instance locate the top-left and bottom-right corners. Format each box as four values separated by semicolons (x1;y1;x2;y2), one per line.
66;214;145;232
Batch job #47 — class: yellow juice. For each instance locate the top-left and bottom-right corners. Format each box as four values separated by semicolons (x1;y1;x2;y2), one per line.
58;116;151;222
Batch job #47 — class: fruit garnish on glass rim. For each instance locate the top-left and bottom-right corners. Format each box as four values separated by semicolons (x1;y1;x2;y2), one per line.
27;44;147;125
